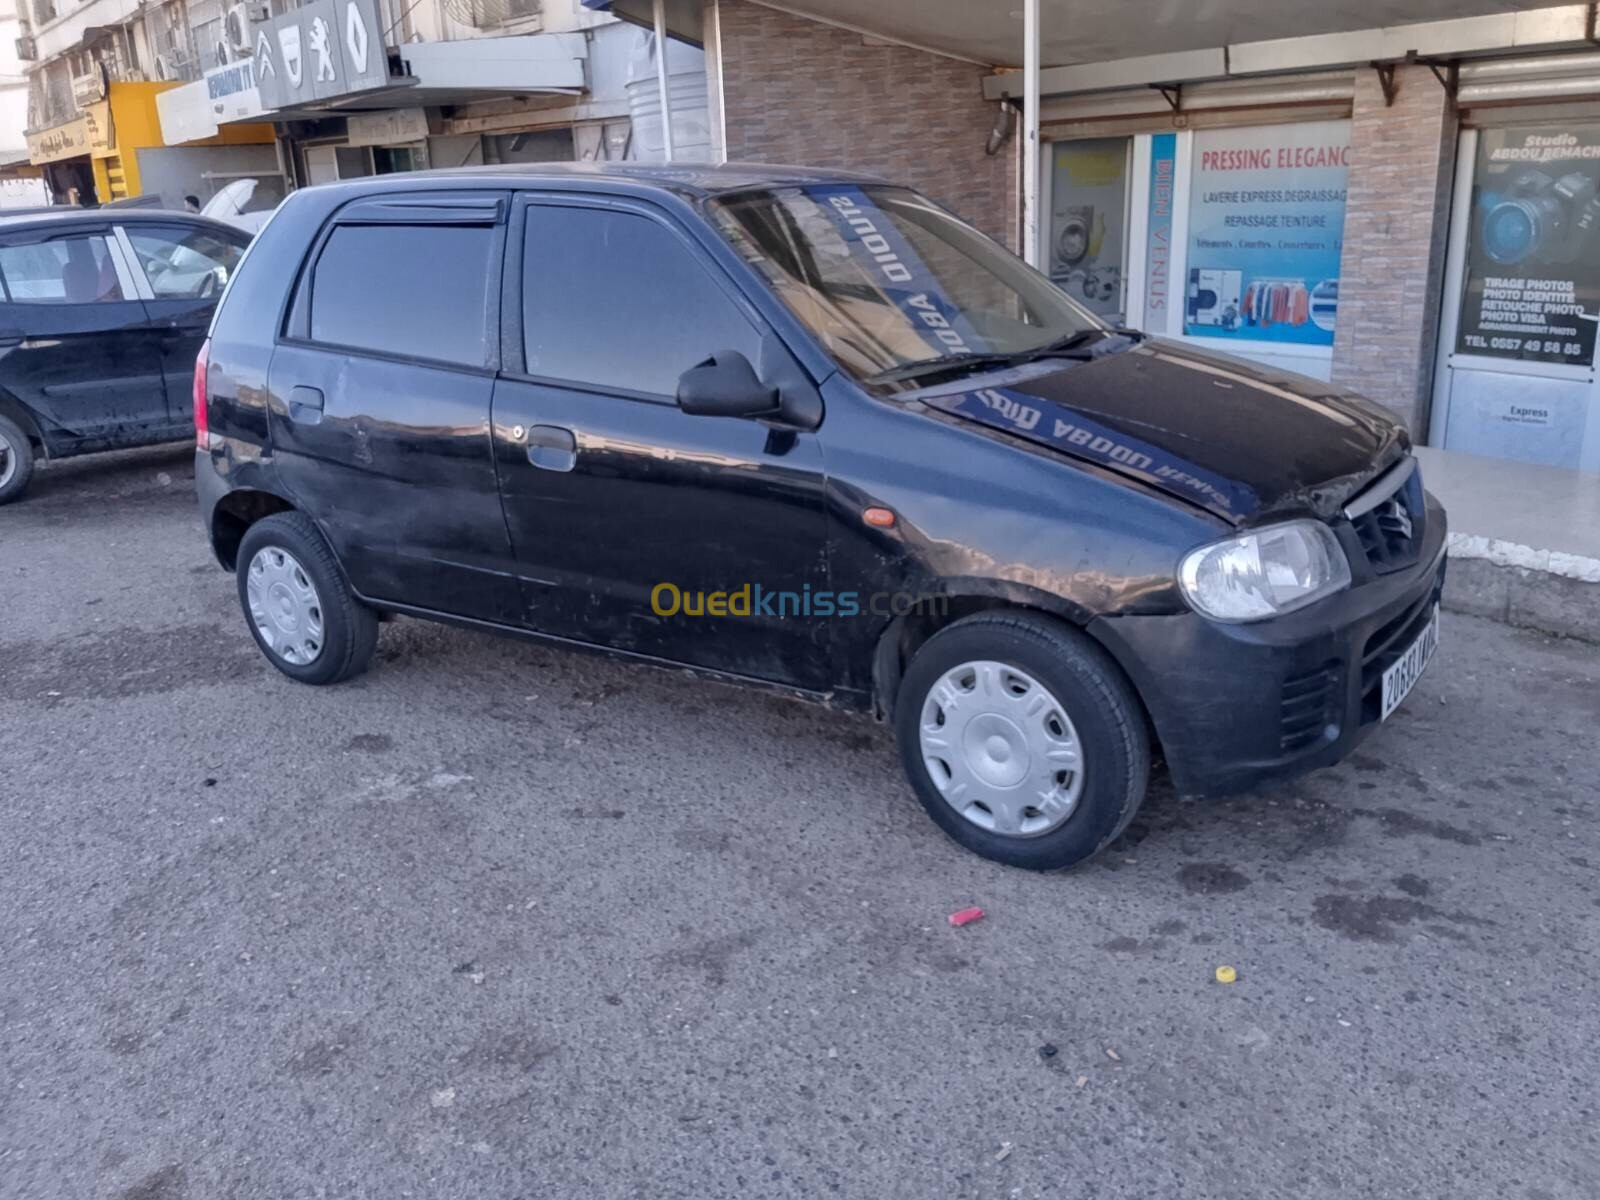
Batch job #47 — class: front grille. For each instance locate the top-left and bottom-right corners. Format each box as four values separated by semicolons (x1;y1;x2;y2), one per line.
1280;661;1340;752
1346;458;1425;575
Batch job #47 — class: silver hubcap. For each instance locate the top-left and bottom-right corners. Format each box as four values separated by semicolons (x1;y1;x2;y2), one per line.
246;546;325;665
919;660;1085;838
0;433;15;489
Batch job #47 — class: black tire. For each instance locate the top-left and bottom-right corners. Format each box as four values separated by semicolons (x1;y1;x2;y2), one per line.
893;610;1149;870
235;511;379;686
0;414;36;505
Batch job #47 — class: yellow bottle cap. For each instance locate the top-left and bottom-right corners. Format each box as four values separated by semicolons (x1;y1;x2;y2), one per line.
1215;965;1238;984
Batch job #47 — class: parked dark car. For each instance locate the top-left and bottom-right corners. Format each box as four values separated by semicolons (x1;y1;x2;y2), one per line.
196;165;1446;870
0;208;251;503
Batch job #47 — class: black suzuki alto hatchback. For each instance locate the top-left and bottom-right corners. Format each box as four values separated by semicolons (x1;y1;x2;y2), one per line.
196;164;1446;870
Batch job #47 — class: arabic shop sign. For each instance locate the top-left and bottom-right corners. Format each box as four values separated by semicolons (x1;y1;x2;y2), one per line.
27;102;113;165
253;0;391;110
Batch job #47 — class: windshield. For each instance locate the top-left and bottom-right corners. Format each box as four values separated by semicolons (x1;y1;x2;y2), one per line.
708;185;1104;386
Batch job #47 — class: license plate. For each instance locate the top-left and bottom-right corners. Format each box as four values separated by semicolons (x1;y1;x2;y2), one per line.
1381;605;1440;722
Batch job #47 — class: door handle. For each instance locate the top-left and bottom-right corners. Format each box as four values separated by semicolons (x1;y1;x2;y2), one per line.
287;384;325;425
525;424;577;472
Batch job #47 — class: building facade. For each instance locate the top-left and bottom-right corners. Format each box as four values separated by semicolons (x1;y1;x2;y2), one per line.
678;0;1600;477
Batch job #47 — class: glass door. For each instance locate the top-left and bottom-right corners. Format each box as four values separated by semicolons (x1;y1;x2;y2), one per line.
1431;123;1600;472
1044;137;1131;323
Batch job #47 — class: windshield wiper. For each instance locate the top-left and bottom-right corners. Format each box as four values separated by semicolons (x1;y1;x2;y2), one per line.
867;328;1110;386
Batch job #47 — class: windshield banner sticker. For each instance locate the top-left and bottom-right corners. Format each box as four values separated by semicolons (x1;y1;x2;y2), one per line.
928;387;1258;517
802;185;987;359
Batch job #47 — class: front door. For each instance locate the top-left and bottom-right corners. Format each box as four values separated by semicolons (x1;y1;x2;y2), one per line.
117;221;251;425
490;196;832;690
265;191;521;625
0;226;168;451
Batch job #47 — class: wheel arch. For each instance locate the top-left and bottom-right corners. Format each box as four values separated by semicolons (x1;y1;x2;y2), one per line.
0;390;48;457
209;487;298;570
869;584;1164;764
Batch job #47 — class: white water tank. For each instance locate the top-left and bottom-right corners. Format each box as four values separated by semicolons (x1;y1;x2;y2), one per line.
624;30;710;162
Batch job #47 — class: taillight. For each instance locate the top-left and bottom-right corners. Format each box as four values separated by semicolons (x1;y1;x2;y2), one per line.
193;337;210;450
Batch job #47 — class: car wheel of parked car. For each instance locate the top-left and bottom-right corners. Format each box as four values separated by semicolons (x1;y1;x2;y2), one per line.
894;611;1150;870
235;512;379;685
0;414;36;505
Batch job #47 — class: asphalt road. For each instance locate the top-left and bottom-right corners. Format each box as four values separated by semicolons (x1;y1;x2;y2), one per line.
2;444;1597;1200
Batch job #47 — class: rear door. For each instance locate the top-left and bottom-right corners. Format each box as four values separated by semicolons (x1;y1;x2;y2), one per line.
117;220;251;425
0;225;169;450
266;191;521;624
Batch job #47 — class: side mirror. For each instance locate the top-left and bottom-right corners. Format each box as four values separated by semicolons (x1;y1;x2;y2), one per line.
676;350;781;420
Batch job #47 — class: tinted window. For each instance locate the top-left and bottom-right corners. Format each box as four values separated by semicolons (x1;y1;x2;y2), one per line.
310;224;495;367
0;234;125;303
126;224;246;299
521;206;761;396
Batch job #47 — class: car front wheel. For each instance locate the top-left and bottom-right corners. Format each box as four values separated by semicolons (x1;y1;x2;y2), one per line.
235;512;379;685
0;414;36;505
894;610;1149;870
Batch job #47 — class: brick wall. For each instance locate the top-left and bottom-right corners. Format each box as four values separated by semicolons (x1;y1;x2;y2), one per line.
710;0;1018;250
1331;66;1459;434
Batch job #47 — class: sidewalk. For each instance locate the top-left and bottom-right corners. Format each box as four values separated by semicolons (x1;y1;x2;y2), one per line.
1415;445;1600;642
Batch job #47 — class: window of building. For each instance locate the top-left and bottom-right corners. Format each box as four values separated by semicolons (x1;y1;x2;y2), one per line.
520;206;762;396
126;224;247;299
0;235;125;304
1182;121;1351;349
309;224;495;368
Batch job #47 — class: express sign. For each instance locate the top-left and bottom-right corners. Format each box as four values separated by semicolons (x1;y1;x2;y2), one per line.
252;0;391;110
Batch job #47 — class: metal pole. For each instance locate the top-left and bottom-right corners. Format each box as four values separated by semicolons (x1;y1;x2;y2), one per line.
653;0;677;163
1022;0;1041;267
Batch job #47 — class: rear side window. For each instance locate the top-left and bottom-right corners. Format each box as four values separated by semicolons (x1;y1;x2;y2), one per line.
520;205;762;396
0;234;125;304
309;223;494;367
126;224;247;299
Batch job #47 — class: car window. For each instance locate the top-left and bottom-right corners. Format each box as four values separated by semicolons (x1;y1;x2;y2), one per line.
521;205;762;396
0;234;125;304
125;224;246;300
309;223;495;368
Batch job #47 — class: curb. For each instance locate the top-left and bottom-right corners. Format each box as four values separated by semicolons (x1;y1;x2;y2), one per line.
1444;533;1600;644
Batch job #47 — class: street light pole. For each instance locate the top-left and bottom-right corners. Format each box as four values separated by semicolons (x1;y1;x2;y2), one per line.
653;0;677;162
1022;0;1040;267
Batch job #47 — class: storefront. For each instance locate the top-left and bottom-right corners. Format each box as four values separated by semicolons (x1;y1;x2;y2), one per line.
1040;111;1353;381
152;59;285;214
25;100;112;205
1430;75;1600;473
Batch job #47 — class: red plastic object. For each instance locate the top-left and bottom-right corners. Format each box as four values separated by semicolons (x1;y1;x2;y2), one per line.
948;907;985;927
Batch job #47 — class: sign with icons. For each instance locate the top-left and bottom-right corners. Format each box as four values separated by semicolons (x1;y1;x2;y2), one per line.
253;0;390;110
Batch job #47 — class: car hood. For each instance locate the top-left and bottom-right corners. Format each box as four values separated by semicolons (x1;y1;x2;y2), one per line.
919;338;1407;526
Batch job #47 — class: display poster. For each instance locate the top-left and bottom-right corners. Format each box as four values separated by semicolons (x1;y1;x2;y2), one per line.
1455;123;1600;367
1048;138;1128;321
1184;121;1350;347
1144;133;1176;324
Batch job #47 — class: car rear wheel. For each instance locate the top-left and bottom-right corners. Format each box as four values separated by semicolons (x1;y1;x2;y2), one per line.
0;415;36;505
893;610;1149;870
235;512;378;685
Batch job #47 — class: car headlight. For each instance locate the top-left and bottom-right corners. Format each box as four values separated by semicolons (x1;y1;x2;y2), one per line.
1178;519;1351;622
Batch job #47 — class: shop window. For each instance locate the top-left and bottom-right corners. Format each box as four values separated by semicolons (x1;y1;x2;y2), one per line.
125;225;247;299
0;235;125;304
519;205;761;397
1182;121;1350;349
1454;123;1600;369
309;224;495;368
1048;138;1129;322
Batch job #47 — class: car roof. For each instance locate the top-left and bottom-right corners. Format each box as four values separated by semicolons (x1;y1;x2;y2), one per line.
310;161;892;201
0;207;244;237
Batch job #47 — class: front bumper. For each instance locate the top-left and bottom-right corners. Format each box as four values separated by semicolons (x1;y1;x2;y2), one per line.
1089;490;1448;797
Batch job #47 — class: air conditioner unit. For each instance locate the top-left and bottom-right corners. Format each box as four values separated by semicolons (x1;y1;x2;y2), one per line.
15;35;35;61
70;71;107;107
224;5;252;55
245;2;270;22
